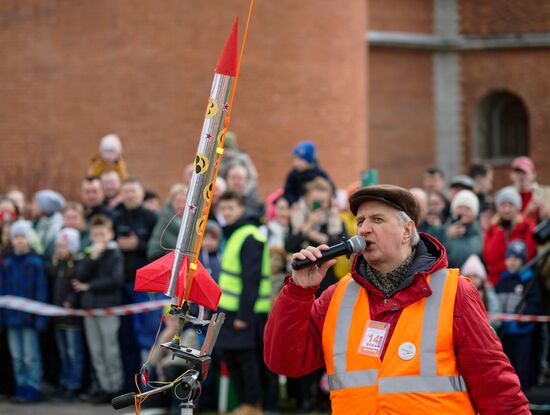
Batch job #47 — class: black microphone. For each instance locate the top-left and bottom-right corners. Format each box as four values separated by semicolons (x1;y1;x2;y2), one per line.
291;236;367;270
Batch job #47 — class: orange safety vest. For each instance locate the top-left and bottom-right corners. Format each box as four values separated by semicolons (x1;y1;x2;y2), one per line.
322;268;477;415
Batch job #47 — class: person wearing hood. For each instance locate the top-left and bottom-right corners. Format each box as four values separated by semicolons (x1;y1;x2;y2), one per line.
216;191;273;415
31;189;65;261
283;140;335;206
264;185;529;414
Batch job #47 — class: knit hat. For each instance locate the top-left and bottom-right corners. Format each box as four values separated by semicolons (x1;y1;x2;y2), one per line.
293;141;317;164
100;133;122;156
205;220;222;239
57;227;81;255
9;220;32;240
451;190;479;217
34;190;66;215
461;254;487;280
506;240;527;263
495;186;522;210
449;175;474;191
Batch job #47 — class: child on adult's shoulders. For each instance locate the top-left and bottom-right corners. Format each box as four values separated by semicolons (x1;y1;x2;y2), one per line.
283;140;335;206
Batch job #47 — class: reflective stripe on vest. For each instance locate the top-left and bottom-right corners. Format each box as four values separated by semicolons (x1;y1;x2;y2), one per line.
378;375;467;394
329;277;379;389
322;267;476;415
218;225;272;313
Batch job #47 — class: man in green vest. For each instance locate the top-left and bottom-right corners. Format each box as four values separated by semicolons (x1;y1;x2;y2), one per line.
216;191;272;415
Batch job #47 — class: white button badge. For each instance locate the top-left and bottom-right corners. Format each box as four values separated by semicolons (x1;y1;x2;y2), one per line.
398;342;417;361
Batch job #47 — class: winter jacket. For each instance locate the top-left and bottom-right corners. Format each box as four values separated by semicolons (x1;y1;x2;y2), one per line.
264;233;529;415
285;202;347;295
0;250;48;331
147;202;181;261
113;205;157;282
74;242;124;308
87;156;128;180
283;165;335;206
217;216;266;350
483;216;537;285
85;203;114;222
34;211;64;261
47;258;81;326
440;222;483;268
496;267;543;336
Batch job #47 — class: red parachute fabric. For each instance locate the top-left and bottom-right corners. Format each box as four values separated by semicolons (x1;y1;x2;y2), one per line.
134;252;221;311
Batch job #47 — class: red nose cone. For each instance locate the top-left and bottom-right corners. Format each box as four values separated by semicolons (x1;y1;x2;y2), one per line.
215;17;239;76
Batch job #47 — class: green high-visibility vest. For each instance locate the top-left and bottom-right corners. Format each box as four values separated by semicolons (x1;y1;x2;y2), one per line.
218;224;272;313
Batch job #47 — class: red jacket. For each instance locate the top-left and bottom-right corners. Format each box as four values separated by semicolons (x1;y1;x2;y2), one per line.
264;234;529;415
483;215;536;286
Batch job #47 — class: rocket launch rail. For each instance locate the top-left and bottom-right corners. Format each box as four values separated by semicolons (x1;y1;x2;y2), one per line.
111;310;225;414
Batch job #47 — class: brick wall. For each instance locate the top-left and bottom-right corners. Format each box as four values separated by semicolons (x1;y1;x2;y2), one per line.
0;0;368;200
369;0;433;34
460;1;550;188
368;0;436;188
367;0;550;189
461;0;550;35
461;49;550;188
368;48;435;188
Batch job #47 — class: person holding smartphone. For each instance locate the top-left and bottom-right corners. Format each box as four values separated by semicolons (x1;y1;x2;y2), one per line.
438;189;483;268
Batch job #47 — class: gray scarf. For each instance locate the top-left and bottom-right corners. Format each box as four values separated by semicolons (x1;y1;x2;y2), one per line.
365;247;416;298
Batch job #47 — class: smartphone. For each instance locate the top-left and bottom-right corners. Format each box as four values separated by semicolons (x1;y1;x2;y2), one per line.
361;169;379;187
312;199;322;211
450;215;462;224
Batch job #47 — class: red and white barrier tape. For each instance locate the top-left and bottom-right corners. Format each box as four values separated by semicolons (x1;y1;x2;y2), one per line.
1;295;549;322
0;295;169;317
488;312;550;323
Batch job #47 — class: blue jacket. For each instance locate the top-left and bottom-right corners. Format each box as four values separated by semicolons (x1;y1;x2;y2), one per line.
495;267;542;336
0;250;48;331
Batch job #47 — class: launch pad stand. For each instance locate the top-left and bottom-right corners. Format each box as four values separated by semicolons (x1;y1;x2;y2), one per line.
111;307;225;415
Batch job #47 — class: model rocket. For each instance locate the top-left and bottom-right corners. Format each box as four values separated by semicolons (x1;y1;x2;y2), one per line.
134;18;240;311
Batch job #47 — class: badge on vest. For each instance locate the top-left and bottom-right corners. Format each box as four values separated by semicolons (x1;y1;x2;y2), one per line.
358;320;390;357
397;342;416;361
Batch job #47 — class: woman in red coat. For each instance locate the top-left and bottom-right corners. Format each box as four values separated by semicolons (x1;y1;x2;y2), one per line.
483;186;536;285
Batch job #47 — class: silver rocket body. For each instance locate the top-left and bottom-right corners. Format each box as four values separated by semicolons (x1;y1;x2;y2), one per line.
165;72;234;302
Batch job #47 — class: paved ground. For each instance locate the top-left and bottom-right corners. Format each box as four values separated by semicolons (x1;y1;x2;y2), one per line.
0;401;133;415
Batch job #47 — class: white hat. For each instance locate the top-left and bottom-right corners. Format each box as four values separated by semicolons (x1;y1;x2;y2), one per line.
100;133;122;156
451;190;479;217
56;227;81;255
461;254;487;280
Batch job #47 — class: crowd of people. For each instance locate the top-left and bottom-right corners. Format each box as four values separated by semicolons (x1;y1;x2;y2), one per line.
0;132;549;414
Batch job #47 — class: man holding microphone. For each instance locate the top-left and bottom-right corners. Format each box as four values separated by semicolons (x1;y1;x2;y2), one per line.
264;184;529;414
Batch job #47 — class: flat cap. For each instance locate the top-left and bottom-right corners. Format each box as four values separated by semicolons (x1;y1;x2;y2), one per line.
349;184;420;225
